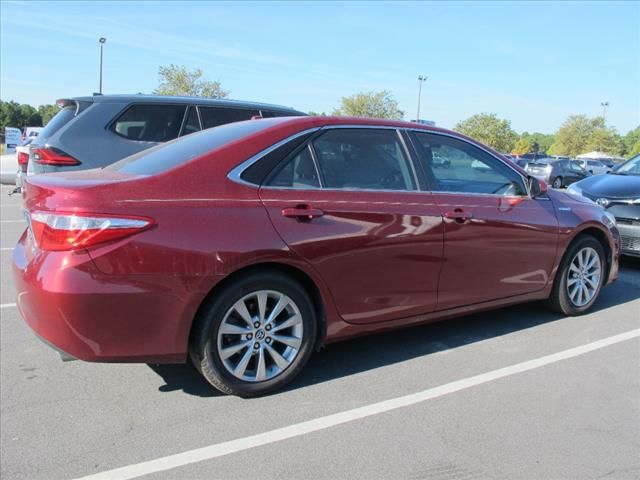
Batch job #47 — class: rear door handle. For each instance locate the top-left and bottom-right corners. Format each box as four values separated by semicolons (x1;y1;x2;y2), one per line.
282;205;325;222
444;208;473;223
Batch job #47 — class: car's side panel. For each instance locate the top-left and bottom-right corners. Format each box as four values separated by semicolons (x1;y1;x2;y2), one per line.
260;187;444;324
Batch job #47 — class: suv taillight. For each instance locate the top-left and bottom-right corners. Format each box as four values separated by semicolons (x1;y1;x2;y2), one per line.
32;147;80;166
28;211;153;251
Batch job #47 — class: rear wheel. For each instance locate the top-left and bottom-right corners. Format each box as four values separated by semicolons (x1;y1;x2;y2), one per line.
552;177;563;189
548;236;606;315
190;272;317;397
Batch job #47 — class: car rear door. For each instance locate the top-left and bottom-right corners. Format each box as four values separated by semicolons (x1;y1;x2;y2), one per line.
409;131;559;310
259;127;444;324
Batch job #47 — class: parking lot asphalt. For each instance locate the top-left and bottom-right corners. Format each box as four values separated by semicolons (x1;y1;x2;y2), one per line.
1;183;639;480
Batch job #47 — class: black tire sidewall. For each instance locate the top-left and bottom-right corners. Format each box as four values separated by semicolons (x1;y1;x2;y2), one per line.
193;272;317;397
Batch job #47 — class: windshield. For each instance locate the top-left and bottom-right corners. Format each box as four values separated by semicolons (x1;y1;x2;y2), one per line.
613;156;640;175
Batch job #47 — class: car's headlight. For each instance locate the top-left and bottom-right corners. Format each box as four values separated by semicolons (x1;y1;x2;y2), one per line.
566;184;583;196
602;211;617;230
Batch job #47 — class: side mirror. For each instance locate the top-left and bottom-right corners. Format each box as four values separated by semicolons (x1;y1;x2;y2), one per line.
528;176;548;198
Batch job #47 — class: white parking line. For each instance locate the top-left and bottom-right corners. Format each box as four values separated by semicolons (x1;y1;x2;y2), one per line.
0;247;13;251
1;220;23;223
1;303;17;309
73;328;640;480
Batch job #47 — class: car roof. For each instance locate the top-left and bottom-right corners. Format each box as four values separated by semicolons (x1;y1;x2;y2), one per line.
66;94;305;114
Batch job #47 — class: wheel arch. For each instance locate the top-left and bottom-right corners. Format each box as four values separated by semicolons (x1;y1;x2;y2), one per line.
188;262;328;353
557;226;613;286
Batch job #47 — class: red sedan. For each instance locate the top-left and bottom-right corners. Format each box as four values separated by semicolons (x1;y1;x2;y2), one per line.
12;116;620;396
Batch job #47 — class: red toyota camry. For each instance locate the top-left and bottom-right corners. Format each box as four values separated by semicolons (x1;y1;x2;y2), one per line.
12;116;620;397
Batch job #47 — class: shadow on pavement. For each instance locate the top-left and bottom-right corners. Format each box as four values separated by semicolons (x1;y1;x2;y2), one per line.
148;264;639;398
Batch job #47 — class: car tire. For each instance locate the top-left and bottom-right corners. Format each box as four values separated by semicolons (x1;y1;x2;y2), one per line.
552;177;563;189
548;235;606;316
190;271;317;397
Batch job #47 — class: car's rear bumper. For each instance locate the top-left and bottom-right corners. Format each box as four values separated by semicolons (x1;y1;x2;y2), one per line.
11;231;205;364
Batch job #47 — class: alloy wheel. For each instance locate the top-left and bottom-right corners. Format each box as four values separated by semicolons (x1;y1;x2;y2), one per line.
566;247;602;307
216;290;304;382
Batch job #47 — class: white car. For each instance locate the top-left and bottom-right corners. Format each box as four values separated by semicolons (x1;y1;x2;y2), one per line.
575;158;610;175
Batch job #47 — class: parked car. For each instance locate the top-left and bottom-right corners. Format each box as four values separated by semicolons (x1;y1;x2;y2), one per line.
13;117;620;397
22;126;43;144
574;158;610;175
525;158;590;189
567;154;640;257
16;94;306;190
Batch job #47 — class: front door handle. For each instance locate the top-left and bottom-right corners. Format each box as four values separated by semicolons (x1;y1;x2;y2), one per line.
444;208;473;223
282;205;325;222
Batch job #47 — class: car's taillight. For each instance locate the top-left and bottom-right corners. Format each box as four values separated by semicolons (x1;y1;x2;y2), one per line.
32;147;81;166
28;211;153;251
17;152;29;166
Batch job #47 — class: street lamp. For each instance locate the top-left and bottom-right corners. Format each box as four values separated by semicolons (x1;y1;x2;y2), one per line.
416;75;428;122
600;101;609;124
98;37;106;94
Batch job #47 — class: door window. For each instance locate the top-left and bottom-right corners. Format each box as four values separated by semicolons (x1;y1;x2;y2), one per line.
111;104;186;142
311;129;416;191
412;132;526;195
267;146;320;189
199;107;259;129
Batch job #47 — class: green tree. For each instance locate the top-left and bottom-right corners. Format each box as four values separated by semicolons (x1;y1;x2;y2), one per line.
38;104;60;125
549;115;622;157
154;64;230;98
622;126;640;156
454;113;518;152
0;100;45;130
332;90;403;120
627;139;640;157
512;137;532;155
520;131;555;154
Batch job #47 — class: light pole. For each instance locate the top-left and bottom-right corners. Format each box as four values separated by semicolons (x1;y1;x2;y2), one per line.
416;75;428;122
98;37;106;94
601;101;609;124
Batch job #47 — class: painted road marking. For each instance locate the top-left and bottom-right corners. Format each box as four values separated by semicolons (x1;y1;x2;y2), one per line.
1;303;17;309
74;328;640;480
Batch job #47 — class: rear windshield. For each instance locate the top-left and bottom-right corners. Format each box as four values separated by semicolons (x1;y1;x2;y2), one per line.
38;106;76;139
107;118;283;175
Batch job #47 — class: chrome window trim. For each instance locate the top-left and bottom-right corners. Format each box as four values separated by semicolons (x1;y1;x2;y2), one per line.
406;128;532;197
227;127;321;187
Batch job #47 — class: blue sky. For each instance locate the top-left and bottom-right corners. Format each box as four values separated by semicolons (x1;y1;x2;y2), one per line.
1;1;638;134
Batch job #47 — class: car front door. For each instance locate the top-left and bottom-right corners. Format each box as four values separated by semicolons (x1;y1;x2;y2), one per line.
259;127;444;324
409;131;559;310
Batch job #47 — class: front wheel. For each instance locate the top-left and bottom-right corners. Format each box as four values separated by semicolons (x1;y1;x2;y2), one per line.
552;177;563;189
190;272;317;397
548;236;606;316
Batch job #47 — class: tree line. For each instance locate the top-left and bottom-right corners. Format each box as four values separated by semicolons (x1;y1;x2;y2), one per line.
3;64;638;159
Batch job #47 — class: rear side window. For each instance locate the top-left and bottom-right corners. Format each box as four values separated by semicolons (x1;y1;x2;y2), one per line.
107;118;280;175
180;106;201;136
313;129;416;191
199;107;258;129
111;104;186;142
268;146;320;188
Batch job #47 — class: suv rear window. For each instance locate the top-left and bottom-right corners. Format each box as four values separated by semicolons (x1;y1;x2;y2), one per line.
107;117;281;175
38;106;76;138
111;104;187;142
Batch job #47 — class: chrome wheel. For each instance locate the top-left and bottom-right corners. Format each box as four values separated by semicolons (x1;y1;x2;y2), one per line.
216;290;304;382
566;247;602;307
552;177;562;189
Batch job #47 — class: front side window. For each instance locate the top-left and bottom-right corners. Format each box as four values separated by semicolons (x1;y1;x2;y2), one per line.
311;129;416;191
111;104;186;142
199;107;259;129
412;132;526;196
